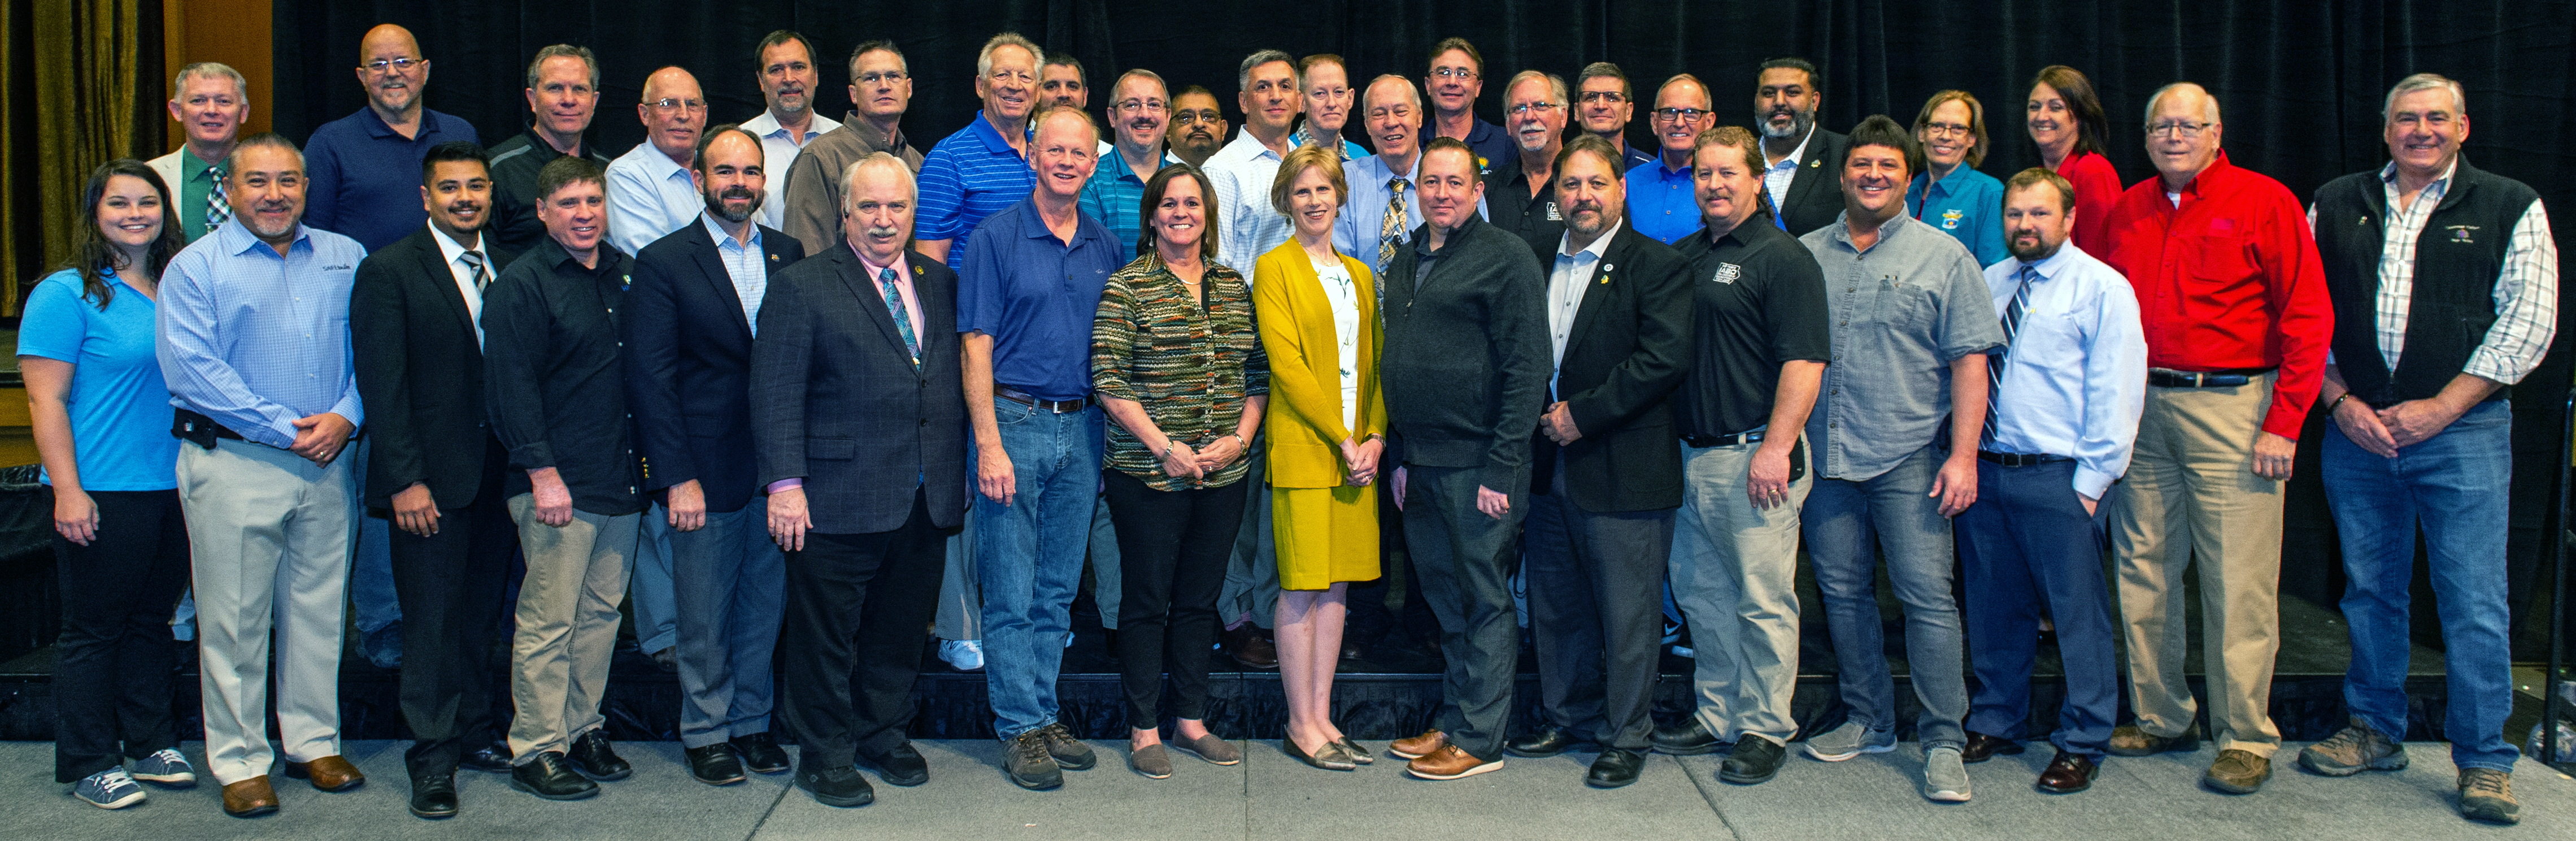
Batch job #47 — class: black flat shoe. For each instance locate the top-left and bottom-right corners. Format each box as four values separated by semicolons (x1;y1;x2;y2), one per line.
408;773;458;819
686;744;746;786
567;731;631;781
1505;726;1597;758
859;742;930;787
508;752;598;801
797;764;875;808
1586;749;1644;788
731;732;790;774
1652;717;1726;756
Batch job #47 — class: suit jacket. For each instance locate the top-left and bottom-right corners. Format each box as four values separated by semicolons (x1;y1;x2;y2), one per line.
351;226;515;509
1529;224;1692;513
1250;241;1385;489
1774;127;1853;237
146;149;185;199
752;245;968;534
624;219;807;513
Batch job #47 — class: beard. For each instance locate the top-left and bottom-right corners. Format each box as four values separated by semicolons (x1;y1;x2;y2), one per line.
1760;107;1813;141
704;186;761;223
2007;232;2060;263
240;204;298;240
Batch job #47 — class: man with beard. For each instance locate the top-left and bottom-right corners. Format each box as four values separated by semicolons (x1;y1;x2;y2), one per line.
782;41;923;258
1574;63;1655;174
742;31;839;233
1422;38;1514;177
1208;50;1304;270
490;45;612;255
1753;58;1850;236
624;125;807;787
1491;71;1571;255
1165;86;1229;170
1624;75;1716;245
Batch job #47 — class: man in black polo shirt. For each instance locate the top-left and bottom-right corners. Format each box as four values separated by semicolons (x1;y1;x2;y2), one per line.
1650;125;1830;786
489;45;611;255
1490;70;1568;255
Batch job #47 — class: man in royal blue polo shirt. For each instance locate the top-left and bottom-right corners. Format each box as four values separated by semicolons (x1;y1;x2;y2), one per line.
916;32;1043;268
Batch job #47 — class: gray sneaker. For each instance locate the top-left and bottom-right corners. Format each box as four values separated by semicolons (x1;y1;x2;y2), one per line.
2457;768;2520;825
1921;747;1972;803
2297;717;2407;776
72;768;146;809
129;748;197;788
1802;721;1896;762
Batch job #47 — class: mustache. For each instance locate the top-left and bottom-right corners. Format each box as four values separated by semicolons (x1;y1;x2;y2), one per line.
443;200;484;214
719;186;756;200
864;225;903;239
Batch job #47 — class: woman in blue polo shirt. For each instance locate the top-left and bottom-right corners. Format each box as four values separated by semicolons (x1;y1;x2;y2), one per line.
25;160;194;809
1905;90;2007;267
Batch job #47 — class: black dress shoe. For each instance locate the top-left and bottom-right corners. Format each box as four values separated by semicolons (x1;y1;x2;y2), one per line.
408;773;458;819
859;742;930;787
1586;749;1644;788
1504;726;1596;758
1961;731;2026;763
686;744;747;786
567;731;632;781
731;732;790;774
2037;751;2100;794
508;752;599;800
796;764;875;808
1719;736;1787;784
460;743;512;773
1652;717;1725;756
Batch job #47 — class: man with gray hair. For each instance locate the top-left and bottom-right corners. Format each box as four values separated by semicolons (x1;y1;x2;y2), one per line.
151;62;250;242
2298;73;2556;825
1491;71;1570;254
490;45;611;255
1207;49;1304;270
915;32;1043;268
782;40;923;255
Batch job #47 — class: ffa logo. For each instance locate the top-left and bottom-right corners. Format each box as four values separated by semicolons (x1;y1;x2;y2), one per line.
1477;155;1491;173
1940;209;1964;230
1545;202;1562;221
1599;263;1614;284
1711;262;1743;284
2446;224;2479;244
913;265;924;275
1808;157;1821;168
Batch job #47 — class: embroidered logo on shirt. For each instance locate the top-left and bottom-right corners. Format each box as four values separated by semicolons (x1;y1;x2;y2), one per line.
1940;209;1963;230
2447;224;2479;244
1711;262;1743;284
1545;202;1562;221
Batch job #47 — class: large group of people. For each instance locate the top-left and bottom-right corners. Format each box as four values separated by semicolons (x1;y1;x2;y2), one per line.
28;21;2557;829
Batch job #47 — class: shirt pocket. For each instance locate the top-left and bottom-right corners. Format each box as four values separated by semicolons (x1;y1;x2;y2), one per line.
2181;232;2259;284
1873;278;1937;334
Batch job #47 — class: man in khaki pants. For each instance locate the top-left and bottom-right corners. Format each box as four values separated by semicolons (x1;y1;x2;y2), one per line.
2095;83;2333;795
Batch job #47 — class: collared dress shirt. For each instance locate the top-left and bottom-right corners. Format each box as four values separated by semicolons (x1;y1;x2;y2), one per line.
958;198;1124;401
1908;166;2008;267
1334;154;1491;267
740;109;842;233
1761;125;1816;221
702;214;769;336
1291;126;1371;161
1982;243;2148;499
1800;212;2004;480
607;141;706;257
302;107;480;250
1205;132;1292;275
1079;145;1157;258
480;236;645;515
1546;221;1620;397
1090;253;1270;492
428;223;491;348
1625;156;1699;244
157;221;368;448
917;110;1036;269
2305;159;2558;383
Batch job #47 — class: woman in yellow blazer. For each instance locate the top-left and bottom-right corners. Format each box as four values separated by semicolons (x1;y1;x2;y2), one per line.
1252;145;1384;772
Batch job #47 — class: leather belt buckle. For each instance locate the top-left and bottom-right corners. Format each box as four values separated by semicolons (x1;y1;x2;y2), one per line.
998;387;1090;414
1682;430;1765;448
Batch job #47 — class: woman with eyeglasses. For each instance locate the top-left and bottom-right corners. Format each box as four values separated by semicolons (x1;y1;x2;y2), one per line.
1908;90;2008;267
2025;66;2124;255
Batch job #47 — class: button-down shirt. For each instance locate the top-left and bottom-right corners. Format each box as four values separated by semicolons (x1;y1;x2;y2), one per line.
1333;154;1492;265
1800;212;2004;480
480;236;645;515
1673;214;1833;438
780;115;924;256
1548;222;1620;386
1763;125;1815;218
21;267;178;489
429;224;490;348
1291;126;1371;161
1090;252;1270;491
1080;145;1159;257
1983;243;2147;499
1625;157;1699;244
702;213;769;336
918;111;1037;269
1908;166;2007;267
2100;151;2332;439
606;141;706;257
1205;132;1294;275
740;109;841;232
157;221;368;448
958;198;1124;401
2304;159;2559;383
302;107;480;250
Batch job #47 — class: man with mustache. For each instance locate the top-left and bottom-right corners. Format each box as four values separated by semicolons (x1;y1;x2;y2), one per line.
781;41;923;257
1574;63;1656;175
490;45;613;255
150;62;250;243
1208;49;1305;271
1507;135;1691;790
743;31;840;233
1080;70;1176;250
1165;86;1229;170
1422;37;1514;177
1753;58;1851;237
159;132;370;818
1624;75;1716;245
624;125;807;787
1491;71;1571;255
916;32;1044;268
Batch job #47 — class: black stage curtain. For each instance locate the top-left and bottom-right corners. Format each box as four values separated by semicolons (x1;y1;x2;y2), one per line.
273;0;2576;649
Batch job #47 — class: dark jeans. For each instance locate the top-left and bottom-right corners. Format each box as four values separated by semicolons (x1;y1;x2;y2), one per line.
1103;469;1247;730
391;439;517;777
53;488;190;782
781;488;946;768
1400;462;1529;762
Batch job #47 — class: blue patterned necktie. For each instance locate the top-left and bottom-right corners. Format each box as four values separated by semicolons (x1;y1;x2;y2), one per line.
1982;265;2035;445
880;267;921;366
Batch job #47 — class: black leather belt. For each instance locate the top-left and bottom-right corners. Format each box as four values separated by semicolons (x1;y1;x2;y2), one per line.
998;387;1091;413
1682;430;1765;448
2147;367;2273;388
172;408;244;450
1977;450;2074;467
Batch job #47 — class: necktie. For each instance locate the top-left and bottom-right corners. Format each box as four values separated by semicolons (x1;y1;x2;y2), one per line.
206;165;232;235
1982;266;2035;445
460;250;490;293
880;267;921;365
1379;177;1410;275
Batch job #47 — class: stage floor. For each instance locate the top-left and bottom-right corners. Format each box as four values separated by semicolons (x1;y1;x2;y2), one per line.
0;739;2564;840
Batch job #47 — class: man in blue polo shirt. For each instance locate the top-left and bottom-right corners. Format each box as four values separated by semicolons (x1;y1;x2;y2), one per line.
304;24;478;250
1624;74;1714;245
960;106;1122;792
917;32;1043;268
1080;68;1173;252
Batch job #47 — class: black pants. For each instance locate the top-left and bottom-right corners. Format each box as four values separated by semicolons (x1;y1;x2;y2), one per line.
1400;463;1529;762
53;488;190;783
391;437;518;776
1524;455;1676;752
1103;470;1247;730
780;488;945;768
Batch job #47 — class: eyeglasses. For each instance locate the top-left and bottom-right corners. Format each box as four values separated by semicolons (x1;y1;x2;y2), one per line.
362;58;425;75
1115;99;1169;115
1171;110;1222;125
1578;90;1628;104
648;98;707;112
1430;67;1478;80
1652;107;1711;122
855;71;908;85
1506;102;1563;116
1920;122;1973;138
2146;121;2212;138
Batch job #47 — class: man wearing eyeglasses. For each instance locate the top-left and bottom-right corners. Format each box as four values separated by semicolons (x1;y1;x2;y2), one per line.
742;31;839;234
2098;81;2331;797
1423;38;1514;177
1753;58;1850;237
916;33;1045;269
1078;70;1173;250
1491;71;1570;256
1622;74;1715;245
608;66;713;257
1165;86;1229;170
781;41;923;256
1576;63;1656;174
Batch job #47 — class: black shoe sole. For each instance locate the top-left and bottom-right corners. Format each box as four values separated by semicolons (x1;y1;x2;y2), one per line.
408;801;459;819
570;763;631;782
691;770;747;786
508;777;599;801
743;762;790;774
1585;774;1639;788
1504;742;1595;758
1006;770;1064;791
1961;747;2026;764
2037;779;2094;794
860;757;929;787
798;782;874;808
1719;766;1781;785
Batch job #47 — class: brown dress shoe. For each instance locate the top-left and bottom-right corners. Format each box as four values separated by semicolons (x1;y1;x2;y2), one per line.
1405;744;1504;781
2036;752;2099;794
1223;624;1280;670
1960;731;2025;763
1388;729;1446;760
283;755;367;791
2202;749;2270;794
2106;724;2199;757
222;776;280;817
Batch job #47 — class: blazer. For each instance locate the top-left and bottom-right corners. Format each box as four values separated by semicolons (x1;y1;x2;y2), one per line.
146;149;186;199
624;220;807;513
1528;224;1692;513
752;245;968;534
1774;127;1853;237
1251;241;1385;489
351;226;515;509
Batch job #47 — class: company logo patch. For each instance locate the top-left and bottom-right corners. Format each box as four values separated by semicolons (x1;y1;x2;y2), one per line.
2447;224;2479;244
1545;201;1562;221
1940;209;1964;230
1711;262;1743;284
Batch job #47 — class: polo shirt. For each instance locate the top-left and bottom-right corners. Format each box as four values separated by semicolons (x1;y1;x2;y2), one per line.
606;141;705;257
1204;132;1292;273
917;110;1036;269
1672;214;1832;438
302;106;479;250
481;237;645;515
1800;212;2004;480
1625;157;1699;245
158;221;368;447
1491;166;1565;255
488;127;613;255
1079;145;1157;258
1616;141;1656;174
741;109;842;232
957;198;1123;401
20;268;179;489
1448;116;1518;177
1907;166;2007;267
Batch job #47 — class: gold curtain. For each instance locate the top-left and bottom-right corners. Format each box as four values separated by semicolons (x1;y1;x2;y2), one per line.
18;0;142;314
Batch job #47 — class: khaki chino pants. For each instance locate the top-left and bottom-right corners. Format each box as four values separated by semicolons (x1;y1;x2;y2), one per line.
506;494;640;762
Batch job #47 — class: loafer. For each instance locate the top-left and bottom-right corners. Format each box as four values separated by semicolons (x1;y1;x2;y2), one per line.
859;742;930;787
1335;737;1373;765
1586;748;1644;788
1283;735;1357;771
1388;729;1447;760
732;732;791;774
1172;733;1243;766
460;743;514;773
1921;747;1972;803
1652;717;1726;756
686;744;746;786
567;731;632;781
797;763;875;808
1405;744;1504;781
2201;748;2270;794
282;754;366;792
2107;723;2200;757
221;775;279;817
1035;722;1096;770
508;752;599;800
408;772;459;819
1961;731;2025;764
2035;751;2099;794
1504;726;1596;758
1003;732;1063;791
1719;736;1787;785
1129;744;1173;779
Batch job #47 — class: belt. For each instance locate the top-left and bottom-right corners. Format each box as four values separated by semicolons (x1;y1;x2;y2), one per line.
1681;430;1765;448
1977;450;2073;467
2147;367;2274;388
998;387;1091;413
172;408;245;450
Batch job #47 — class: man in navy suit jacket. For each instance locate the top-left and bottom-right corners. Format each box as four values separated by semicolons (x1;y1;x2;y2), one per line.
621;126;806;785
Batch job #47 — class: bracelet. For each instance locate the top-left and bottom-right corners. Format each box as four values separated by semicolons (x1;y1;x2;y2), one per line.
1229;433;1249;449
2326;393;2352;414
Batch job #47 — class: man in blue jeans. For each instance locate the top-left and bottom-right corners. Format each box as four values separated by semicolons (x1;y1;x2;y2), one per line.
958;106;1121;791
2299;72;2558;826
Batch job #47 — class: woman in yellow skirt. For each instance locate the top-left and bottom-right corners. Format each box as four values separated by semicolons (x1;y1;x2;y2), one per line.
1252;145;1383;771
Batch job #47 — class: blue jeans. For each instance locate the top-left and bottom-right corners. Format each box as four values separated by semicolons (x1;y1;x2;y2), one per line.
1802;445;1967;749
2322;399;2516;771
975;401;1104;738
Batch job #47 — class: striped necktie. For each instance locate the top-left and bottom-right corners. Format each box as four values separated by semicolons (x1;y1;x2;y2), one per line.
1982;265;2035;445
1378;177;1410;275
459;250;490;292
880;267;921;366
206;165;232;235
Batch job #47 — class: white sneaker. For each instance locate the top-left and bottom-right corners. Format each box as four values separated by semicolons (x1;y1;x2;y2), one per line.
939;639;985;671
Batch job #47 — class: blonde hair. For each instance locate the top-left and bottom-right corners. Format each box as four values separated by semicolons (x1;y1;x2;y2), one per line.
1268;144;1348;216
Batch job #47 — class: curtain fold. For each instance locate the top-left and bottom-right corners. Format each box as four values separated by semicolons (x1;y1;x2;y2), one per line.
17;0;138;315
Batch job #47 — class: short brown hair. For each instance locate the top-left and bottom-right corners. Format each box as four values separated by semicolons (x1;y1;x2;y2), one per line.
2003;167;2075;213
535;155;606;202
1139;163;1219;261
1692;125;1769;214
1844;114;1923;180
1420;136;1479;176
1426;37;1482;76
1552;134;1622;182
1912;90;1990;168
691;123;763;176
1578;62;1630;101
1269;143;1349;216
753;30;816;73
